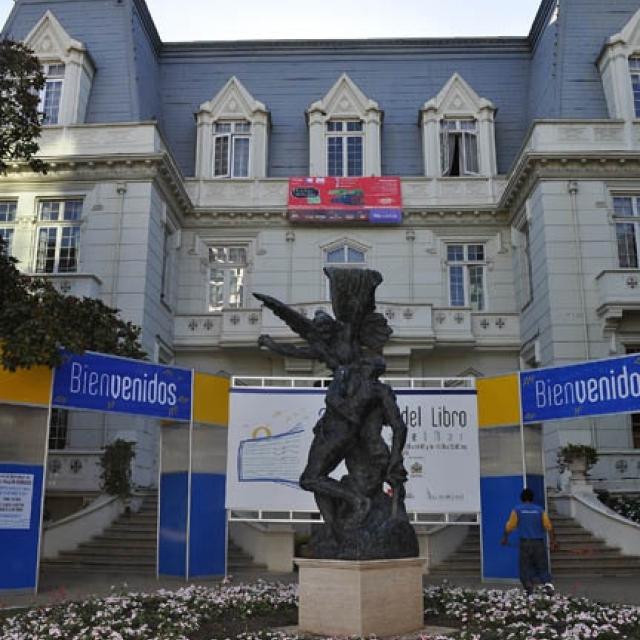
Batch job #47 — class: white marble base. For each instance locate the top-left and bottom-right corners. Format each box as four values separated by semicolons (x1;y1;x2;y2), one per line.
295;557;426;637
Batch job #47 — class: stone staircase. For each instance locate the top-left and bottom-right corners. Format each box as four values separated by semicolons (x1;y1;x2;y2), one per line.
42;492;159;574
42;491;263;575
430;500;640;578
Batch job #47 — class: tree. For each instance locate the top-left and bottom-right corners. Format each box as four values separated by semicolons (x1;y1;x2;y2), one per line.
0;38;47;174
0;240;145;370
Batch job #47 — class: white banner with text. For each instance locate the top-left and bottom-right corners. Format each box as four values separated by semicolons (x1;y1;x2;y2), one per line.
226;386;480;513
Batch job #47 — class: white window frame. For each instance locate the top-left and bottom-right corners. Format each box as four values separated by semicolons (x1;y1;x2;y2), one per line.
34;199;83;274
39;62;65;125
630;57;640;118
612;195;640;268
322;240;367;299
207;244;249;312
213;120;252;178
445;243;487;311
326;119;364;177
440;118;479;177
519;221;534;307
0;200;18;256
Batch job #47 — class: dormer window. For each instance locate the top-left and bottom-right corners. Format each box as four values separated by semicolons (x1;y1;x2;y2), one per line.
308;74;382;177
24;11;95;126
214;121;251;178
440;119;479;176
196;77;269;179
421;73;496;178
327;120;364;177
40;62;65;124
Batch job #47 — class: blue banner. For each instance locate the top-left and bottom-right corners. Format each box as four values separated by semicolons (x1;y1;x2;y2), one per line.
520;354;640;423
53;352;192;421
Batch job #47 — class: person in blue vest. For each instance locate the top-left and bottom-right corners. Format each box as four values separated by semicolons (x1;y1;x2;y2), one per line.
501;487;558;594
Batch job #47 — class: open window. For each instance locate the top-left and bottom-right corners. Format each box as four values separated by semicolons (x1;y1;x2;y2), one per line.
24;10;95;125
195;77;269;179
420;73;497;178
307;74;382;177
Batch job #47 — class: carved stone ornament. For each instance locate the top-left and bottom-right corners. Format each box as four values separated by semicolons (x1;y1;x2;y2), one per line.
254;268;418;560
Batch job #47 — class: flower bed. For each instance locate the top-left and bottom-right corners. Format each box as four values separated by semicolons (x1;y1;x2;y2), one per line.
2;582;639;639
598;491;640;524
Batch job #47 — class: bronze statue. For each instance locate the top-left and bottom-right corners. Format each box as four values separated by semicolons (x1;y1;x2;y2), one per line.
255;267;418;560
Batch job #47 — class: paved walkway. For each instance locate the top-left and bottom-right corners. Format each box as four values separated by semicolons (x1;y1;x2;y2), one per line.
1;567;640;611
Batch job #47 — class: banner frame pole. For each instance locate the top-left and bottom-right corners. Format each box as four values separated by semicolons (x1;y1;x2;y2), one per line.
518;373;528;487
35;367;55;594
156;422;162;580
185;370;195;581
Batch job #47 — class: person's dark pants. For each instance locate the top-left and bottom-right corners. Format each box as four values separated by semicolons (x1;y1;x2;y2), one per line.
519;538;552;592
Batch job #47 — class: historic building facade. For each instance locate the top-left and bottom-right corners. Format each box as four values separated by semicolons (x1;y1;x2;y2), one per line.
2;0;640;498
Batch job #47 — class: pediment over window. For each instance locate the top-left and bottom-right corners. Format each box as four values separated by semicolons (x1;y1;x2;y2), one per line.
308;73;382;120
24;10;87;61
23;10;94;126
421;73;495;117
195;77;270;179
598;8;640;120
198;76;269;123
420;73;497;178
307;74;382;177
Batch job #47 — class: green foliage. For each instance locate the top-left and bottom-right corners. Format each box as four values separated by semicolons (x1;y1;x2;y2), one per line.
99;439;136;499
0;238;145;370
0;39;47;174
557;443;599;470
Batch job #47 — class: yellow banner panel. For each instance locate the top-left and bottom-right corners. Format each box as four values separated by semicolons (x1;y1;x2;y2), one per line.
0;366;52;407
477;374;520;428
193;373;230;426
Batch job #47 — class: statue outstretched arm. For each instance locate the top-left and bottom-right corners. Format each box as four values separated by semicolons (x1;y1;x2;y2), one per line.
258;334;316;359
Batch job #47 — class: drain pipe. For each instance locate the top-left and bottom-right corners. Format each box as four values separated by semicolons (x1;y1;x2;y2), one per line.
568;180;597;446
111;182;127;306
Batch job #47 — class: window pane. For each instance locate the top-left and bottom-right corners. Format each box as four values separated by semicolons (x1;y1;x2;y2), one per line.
214;136;230;176
36;227;57;273
460;120;477;132
0;201;16;222
633;73;640;118
0;228;14;255
464;132;479;174
346;136;363;176
327;136;343;176
40;201;61;221
228;267;245;308
616;222;639;268
447;245;464;262
469;265;485;311
215;123;232;133
613;197;634;217
47;63;65;77
347;247;365;263
209;267;225;310
233;137;250;177
49;408;68;450
630;58;640;71
63;200;83;221
235;121;251;133
449;265;465;306
227;247;247;264
326;247;345;263
42;80;62;124
58;227;80;272
467;245;484;261
346;121;363;132
327;121;343;132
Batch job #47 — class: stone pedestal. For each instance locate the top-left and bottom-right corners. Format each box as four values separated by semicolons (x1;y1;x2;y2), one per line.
295;557;426;637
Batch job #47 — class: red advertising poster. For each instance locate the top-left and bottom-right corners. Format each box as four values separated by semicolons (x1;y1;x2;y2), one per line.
287;177;403;224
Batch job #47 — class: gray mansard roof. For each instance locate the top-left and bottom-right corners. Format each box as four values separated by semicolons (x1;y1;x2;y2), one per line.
3;0;640;177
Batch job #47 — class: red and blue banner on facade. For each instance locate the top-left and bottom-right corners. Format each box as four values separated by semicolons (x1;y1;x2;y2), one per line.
287;177;402;224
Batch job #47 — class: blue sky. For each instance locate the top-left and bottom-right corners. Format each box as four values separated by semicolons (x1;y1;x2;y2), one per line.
1;0;543;41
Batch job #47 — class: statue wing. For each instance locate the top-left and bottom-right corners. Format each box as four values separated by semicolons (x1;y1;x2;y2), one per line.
253;292;315;339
